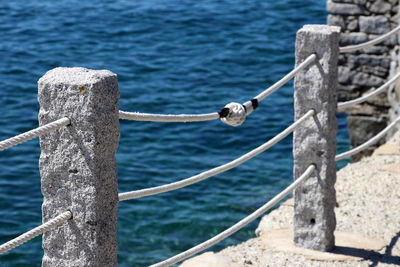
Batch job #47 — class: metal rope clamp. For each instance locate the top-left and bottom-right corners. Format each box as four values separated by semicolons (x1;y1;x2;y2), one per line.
220;102;246;126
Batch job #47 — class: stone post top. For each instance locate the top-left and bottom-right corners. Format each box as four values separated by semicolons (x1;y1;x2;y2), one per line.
38;67;117;86
300;24;341;34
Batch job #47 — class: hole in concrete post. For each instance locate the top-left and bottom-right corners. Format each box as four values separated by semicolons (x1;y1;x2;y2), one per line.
310;218;316;224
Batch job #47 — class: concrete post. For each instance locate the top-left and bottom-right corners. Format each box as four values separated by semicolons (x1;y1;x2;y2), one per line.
38;67;120;266
293;25;340;251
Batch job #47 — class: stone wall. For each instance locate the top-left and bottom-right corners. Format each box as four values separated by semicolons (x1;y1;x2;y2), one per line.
327;0;400;161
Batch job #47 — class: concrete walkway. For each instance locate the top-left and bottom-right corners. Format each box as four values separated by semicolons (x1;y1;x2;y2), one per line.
181;132;400;267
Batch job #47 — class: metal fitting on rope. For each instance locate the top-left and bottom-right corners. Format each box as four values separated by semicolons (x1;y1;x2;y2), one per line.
219;102;246;126
242;98;259;116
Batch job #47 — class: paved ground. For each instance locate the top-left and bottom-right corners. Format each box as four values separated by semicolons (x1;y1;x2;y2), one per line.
181;132;400;267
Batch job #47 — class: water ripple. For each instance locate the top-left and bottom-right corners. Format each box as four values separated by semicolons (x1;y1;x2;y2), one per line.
0;1;349;266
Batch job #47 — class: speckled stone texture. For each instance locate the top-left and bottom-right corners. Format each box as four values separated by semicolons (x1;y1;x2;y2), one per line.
293;25;340;251
38;67;120;267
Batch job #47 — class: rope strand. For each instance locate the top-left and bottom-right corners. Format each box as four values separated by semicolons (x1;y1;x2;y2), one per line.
0;118;70;151
340;25;400;53
0;211;72;255
150;165;316;267
338;72;400;109
243;54;317;115
119;55;317;123
336;115;400;161
253;54;317;104
118;110;315;201
119;110;219;122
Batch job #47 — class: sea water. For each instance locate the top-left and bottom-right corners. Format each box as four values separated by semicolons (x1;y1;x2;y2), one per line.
0;1;349;266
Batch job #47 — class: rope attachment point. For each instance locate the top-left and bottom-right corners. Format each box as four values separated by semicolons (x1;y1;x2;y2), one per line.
220;102;246;126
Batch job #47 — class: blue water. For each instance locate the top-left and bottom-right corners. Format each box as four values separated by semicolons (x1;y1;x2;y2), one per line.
0;1;350;266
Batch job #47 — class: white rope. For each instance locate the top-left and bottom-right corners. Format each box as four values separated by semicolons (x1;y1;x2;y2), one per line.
0;117;70;151
0;211;72;255
118;110;315;201
251;54;317;103
241;54;317;116
150;165;316;267
119;110;219;122
336;115;400;161
340;25;400;53
119;54;316;123
338;72;400;109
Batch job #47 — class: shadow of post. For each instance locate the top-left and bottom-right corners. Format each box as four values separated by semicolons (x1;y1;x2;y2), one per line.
368;232;400;267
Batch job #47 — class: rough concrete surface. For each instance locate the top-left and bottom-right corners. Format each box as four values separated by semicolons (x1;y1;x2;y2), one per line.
293;25;340;251
38;67;120;266
262;229;385;261
181;131;400;266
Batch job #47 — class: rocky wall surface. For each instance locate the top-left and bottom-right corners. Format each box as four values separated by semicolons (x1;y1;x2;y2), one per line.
327;0;400;161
